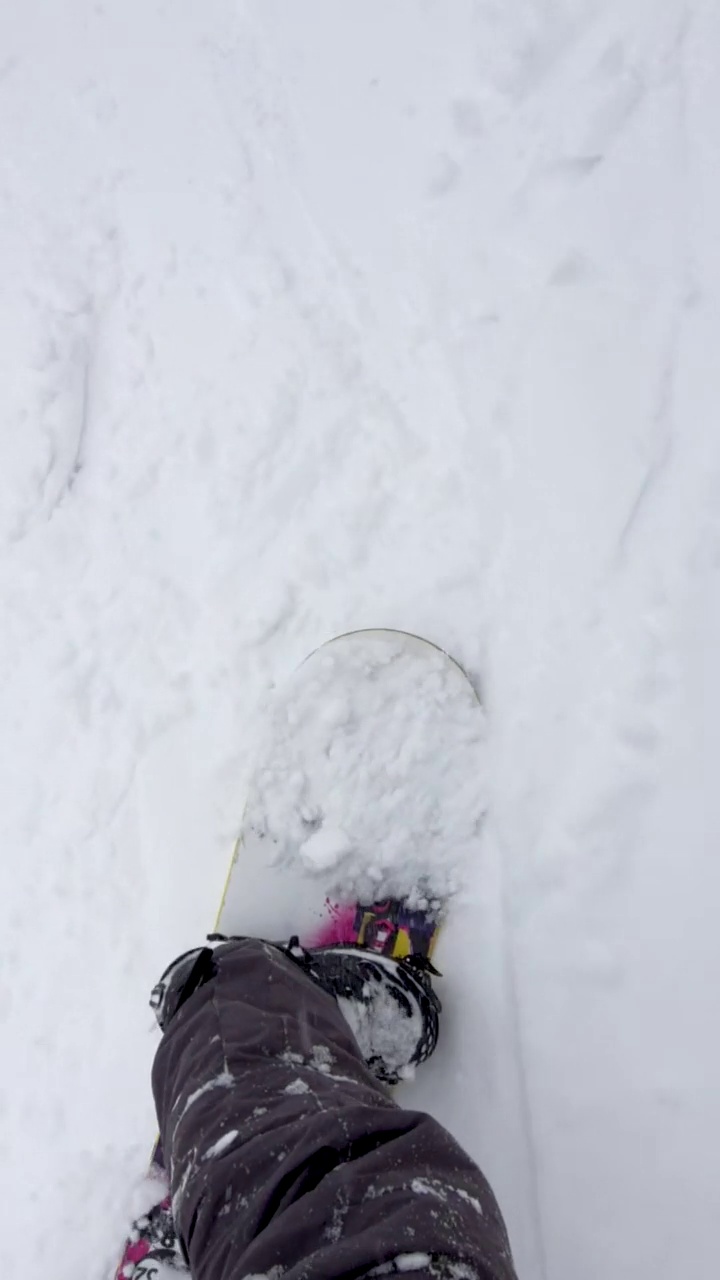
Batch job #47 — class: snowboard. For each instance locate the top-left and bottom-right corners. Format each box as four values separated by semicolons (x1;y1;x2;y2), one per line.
116;628;485;1279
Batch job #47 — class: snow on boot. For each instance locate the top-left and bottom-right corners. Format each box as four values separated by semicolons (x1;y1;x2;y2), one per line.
280;938;442;1085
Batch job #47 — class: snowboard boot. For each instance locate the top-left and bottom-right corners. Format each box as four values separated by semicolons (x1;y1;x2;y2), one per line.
150;934;441;1086
280;937;441;1085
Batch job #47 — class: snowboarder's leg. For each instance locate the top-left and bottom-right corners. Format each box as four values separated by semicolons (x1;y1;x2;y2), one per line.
152;937;517;1280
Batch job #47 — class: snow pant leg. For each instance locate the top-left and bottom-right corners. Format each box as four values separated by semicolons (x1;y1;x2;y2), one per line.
152;938;516;1280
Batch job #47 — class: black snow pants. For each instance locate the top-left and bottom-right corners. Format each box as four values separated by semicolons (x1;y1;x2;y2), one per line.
152;938;517;1280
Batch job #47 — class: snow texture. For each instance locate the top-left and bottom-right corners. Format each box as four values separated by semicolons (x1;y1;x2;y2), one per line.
395;1254;432;1272
174;1071;234;1125
245;630;486;904
0;3;718;1280
335;949;424;1082
283;1078;311;1097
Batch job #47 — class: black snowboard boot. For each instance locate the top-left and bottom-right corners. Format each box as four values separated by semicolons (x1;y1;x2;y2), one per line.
281;937;441;1084
150;935;441;1086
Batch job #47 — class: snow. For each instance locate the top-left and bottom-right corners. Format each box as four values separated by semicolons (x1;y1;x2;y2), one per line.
299;826;353;873
203;1129;239;1161
0;3;718;1280
410;1177;483;1217
174;1070;234;1124
394;1253;432;1272
336;948;424;1083
283;1078;311;1097
248;631;486;903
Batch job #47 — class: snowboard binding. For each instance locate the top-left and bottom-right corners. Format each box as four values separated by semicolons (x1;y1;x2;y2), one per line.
116;1191;187;1279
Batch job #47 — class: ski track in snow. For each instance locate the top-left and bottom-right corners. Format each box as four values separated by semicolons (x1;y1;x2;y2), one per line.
0;2;718;1277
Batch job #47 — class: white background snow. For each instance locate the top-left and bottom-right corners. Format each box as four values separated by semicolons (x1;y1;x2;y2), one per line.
0;2;718;1277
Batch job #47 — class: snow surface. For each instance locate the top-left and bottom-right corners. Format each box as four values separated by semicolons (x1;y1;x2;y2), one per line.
0;2;718;1279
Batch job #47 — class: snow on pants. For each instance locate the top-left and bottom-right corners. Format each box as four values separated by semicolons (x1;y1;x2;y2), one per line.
152;938;517;1280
